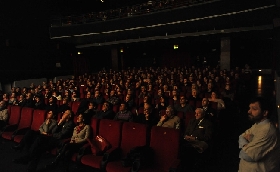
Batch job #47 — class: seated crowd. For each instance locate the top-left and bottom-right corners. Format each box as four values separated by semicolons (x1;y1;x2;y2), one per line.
0;65;250;171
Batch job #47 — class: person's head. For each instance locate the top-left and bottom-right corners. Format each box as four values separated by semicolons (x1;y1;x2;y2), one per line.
110;90;115;97
179;95;187;105
119;102;128;111
125;94;131;101
225;84;230;90
62;110;73;121
248;97;269;123
192;89;197;97
34;95;41;102
165;105;175;118
94;90;100;98
201;98;209;107
207;83;213;89
144;103;152;114
49;96;57;104
26;93;32;99
195;108;205;120
211;91;218;99
102;102;110;111
157;89;162;96
0;101;6;110
172;90;178;96
77;114;85;124
46;110;55;119
88;102;96;110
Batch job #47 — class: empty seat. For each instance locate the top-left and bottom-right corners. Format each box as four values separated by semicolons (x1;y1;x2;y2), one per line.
2;107;34;141
138;126;180;172
13;109;46;143
80;119;123;170
106;122;148;172
1;106;21;134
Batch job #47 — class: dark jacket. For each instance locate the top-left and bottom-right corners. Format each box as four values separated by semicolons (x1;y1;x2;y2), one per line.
185;118;212;143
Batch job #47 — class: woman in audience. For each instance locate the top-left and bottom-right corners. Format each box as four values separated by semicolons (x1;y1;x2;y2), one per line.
208;91;225;110
8;92;17;105
46;113;91;171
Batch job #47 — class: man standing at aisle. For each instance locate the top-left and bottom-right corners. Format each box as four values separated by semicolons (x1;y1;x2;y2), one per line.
238;97;280;172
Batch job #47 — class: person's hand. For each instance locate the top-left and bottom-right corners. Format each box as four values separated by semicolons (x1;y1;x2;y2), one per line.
184;135;196;141
45;119;50;125
160;115;166;122
243;134;253;141
41;132;47;135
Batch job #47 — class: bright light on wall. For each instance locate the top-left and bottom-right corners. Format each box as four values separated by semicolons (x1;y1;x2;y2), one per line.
174;45;178;49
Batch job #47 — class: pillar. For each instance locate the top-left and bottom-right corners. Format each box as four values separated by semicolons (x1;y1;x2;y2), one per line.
220;37;230;71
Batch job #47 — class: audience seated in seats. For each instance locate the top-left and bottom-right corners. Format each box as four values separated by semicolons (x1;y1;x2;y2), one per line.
14;94;26;107
174;95;194;117
52;91;62;101
136;103;157;127
45;96;58;116
43;88;52;99
124;93;134;110
171;90;180;105
189;88;202;106
92;90;104;105
138;85;150;98
181;108;213;171
114;102;133;122
106;90;120;106
0;101;8;130
33;95;46;110
12;110;57;151
76;91;93;115
154;95;168;112
2;93;9;104
71;90;80;102
157;105;180;129
153;89;163;104
24;93;34;108
8;92;17;105
93;102;114;119
12;110;75;172
208;91;225;111
45;114;91;171
201;98;216;122
63;90;71;102
82;102;97;123
58;98;71;114
138;95;152;108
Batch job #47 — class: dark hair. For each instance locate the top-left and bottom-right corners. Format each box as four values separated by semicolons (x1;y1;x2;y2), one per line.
250;97;270;113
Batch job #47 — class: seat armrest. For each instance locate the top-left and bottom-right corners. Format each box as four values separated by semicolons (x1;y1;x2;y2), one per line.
169;159;181;172
101;147;121;170
2;124;18;132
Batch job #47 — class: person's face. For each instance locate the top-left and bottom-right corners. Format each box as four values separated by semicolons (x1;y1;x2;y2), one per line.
225;84;230;90
119;103;126;111
211;92;217;99
248;102;266;123
62;99;67;104
207;83;212;89
49;97;53;103
86;92;91;99
165;108;172;117
202;98;209;106
192;90;197;96
180;97;186;104
157;90;162;95
110;91;115;96
95;91;99;97
160;97;165;103
77;114;84;123
125;95;131;101
195;108;203;120
172;91;177;96
102;103;109;111
45;89;49;93
47;111;54;119
88;103;94;109
0;101;4;108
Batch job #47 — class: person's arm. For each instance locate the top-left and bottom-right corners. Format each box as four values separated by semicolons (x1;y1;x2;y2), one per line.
39;121;46;134
157;115;166;126
198;121;212;141
2;109;8;122
241;124;276;161
175;116;180;130
53;121;74;139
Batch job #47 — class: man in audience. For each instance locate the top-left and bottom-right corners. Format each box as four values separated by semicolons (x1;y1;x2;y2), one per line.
201;98;216;122
92;90;104;105
0;101;8;130
157;105;180;129
238;97;280;172
33;95;46;110
106;90;120;106
24;93;34;108
45;96;58;117
136;103;157;127
12;110;75;172
114;102;133;122
174;95;194;117
93;102;114;119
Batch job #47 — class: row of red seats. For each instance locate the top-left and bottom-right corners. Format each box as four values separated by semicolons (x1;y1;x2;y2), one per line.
1;106;181;172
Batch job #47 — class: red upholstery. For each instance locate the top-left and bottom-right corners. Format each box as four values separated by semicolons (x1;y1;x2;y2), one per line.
7;106;21;126
2;107;34;140
71;101;81;115
139;126;180;172
106;122;148;172
90;118;99;138
113;105;119;114
185;111;195;129
196;100;202;108
80;119;122;169
13;109;46;143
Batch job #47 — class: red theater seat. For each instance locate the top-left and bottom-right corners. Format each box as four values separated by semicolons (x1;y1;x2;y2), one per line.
71;101;81;115
106;122;148;172
1;106;21;134
80;119;122;170
13;109;46;143
2;107;33;141
138;126;180;172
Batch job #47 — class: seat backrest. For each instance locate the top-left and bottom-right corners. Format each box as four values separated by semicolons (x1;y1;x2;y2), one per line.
90;118;99;138
18;107;34;129
150;126;180;171
31;109;46;131
71;101;81;115
98;119;122;148
185;111;195;128
8;106;22;126
120;122;147;157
